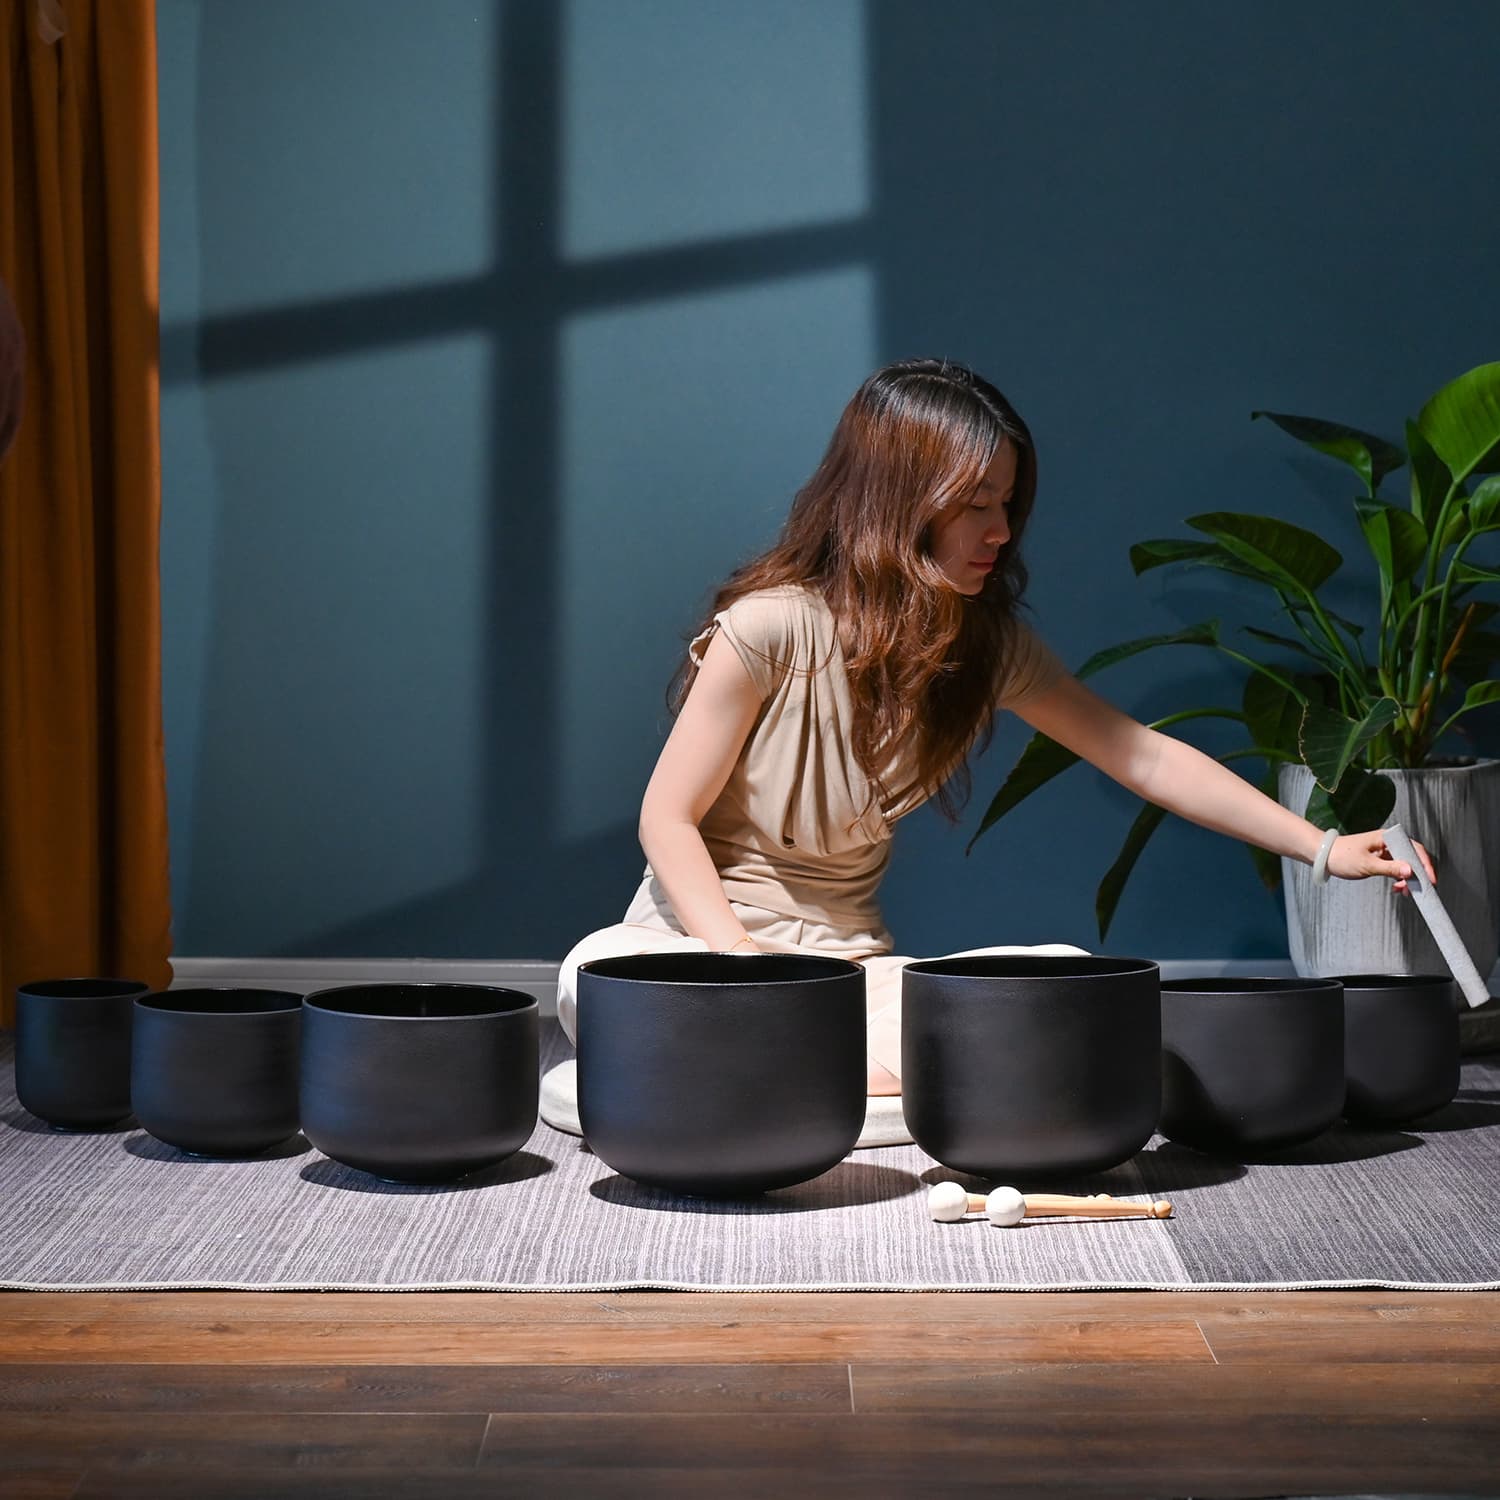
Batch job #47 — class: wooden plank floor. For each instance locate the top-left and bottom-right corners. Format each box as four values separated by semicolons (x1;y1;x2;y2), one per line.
1;1289;1497;1497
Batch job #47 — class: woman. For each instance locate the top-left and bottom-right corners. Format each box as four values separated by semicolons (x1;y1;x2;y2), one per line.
555;359;1431;1106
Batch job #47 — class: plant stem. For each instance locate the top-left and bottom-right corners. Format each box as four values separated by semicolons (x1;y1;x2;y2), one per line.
1432;529;1479;695
1407;456;1484;705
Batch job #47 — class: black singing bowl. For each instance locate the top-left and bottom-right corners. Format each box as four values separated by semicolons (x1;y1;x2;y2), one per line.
131;988;303;1156
15;977;151;1129
575;952;867;1196
1337;973;1460;1125
1161;977;1345;1154
300;984;539;1183
901;956;1161;1178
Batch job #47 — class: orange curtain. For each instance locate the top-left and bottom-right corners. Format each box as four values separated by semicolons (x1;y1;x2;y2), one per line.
0;0;172;1026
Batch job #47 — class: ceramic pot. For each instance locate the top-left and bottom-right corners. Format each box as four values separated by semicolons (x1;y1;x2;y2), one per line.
300;984;538;1182
901;956;1161;1178
1338;973;1460;1125
1161;977;1344;1153
15;978;150;1129
1279;759;1500;982
576;952;866;1196
132;988;303;1156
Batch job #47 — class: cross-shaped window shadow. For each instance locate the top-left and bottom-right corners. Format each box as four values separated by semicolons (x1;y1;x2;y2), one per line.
160;3;878;958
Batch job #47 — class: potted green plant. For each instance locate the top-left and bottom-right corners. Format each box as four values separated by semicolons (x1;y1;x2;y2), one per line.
973;362;1500;984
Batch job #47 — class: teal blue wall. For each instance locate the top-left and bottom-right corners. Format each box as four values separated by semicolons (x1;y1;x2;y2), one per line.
159;0;1500;961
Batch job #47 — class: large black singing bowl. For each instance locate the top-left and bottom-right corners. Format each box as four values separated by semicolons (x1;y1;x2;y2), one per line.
15;978;150;1130
300;984;539;1183
901;956;1161;1179
575;952;867;1196
1338;973;1460;1125
132;988;303;1156
1161;977;1345;1154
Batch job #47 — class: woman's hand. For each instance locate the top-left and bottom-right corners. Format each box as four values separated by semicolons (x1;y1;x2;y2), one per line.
1327;831;1437;894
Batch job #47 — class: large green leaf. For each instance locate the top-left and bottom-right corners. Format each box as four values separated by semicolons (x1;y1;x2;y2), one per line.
1129;537;1275;585
1187;512;1344;592
1252;410;1406;492
1417;362;1500;479
1243;671;1304;755
1298;698;1401;791
1407;419;1451;530
1095;802;1168;941
1075;621;1220;679
1304;766;1399;833
1454;679;1500;713
1356;501;1428;584
1441;475;1500;549
968;732;1079;849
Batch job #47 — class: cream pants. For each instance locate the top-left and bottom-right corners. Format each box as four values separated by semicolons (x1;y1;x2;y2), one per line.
557;909;1088;1080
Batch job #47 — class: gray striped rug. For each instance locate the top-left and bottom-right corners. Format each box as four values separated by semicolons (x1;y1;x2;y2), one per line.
2;1029;1497;1292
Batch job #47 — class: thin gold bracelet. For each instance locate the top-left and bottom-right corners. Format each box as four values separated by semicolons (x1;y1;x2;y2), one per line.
728;936;757;954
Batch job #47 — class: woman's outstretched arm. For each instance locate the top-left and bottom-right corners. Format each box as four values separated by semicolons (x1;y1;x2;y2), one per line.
1011;674;1435;889
637;630;766;950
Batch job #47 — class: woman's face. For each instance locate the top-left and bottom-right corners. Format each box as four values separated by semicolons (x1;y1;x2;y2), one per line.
928;440;1016;595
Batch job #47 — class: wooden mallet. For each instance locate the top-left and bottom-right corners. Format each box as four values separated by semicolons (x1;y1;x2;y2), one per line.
927;1181;1173;1225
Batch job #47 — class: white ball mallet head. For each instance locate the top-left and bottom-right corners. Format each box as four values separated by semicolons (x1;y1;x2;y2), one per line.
985;1185;1026;1227
926;1181;974;1222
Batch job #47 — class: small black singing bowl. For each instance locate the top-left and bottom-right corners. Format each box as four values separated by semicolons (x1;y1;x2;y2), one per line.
1337;973;1460;1125
576;951;867;1196
299;983;539;1183
131;988;304;1157
15;977;151;1130
901;955;1162;1179
1161;977;1345;1154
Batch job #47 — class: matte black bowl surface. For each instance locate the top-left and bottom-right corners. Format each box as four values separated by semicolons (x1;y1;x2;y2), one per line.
901;955;1161;1179
15;978;150;1129
300;984;538;1183
1161;977;1345;1154
1336;973;1460;1125
576;951;866;1196
132;988;303;1156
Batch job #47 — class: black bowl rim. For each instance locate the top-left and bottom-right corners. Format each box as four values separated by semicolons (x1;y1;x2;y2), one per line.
301;982;539;1019
1327;972;1458;990
902;954;1159;981
136;987;304;1015
17;977;152;999
577;951;863;987
1161;976;1345;995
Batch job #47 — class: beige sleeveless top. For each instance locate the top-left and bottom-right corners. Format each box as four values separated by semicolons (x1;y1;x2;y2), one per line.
633;584;1066;937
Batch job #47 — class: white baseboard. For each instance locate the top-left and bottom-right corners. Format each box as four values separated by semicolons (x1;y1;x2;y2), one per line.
170;956;1312;1021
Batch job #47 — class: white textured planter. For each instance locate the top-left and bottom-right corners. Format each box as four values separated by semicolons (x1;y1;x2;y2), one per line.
1278;759;1500;981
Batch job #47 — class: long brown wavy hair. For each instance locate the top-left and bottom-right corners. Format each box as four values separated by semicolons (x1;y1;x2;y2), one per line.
672;358;1040;820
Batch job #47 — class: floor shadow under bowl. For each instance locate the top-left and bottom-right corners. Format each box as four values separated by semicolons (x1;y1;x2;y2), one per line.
1160;1122;1423;1167
299;1148;554;1195
589;1159;919;1214
124;1131;312;1164
2;1107;138;1137
1394;1097;1500;1132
